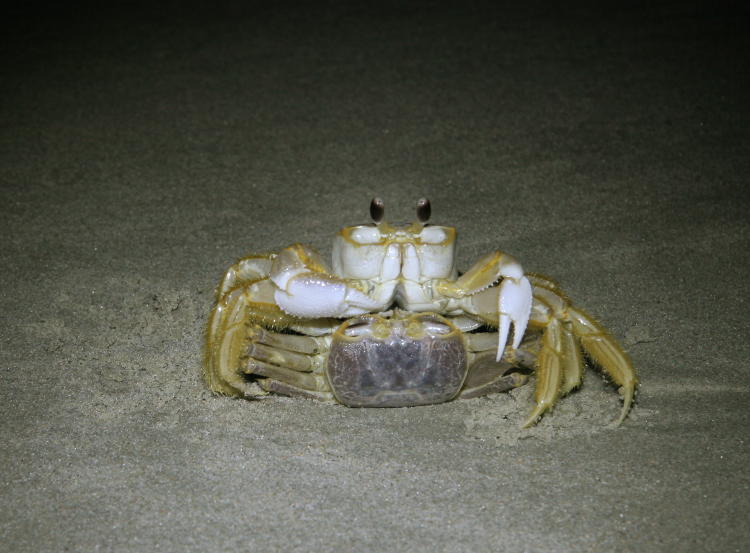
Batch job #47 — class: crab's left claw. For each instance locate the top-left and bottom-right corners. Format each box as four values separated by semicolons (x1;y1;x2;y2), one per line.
496;276;532;361
437;250;533;361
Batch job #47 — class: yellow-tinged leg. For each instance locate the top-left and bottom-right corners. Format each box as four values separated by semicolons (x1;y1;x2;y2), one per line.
568;306;637;425
560;320;584;396
522;273;637;426
204;278;296;397
243;326;333;401
523;318;564;427
215;254;276;301
204;288;255;396
527;275;583;395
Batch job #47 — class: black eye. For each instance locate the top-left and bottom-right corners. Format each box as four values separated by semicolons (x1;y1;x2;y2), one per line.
416;198;431;223
370;197;385;223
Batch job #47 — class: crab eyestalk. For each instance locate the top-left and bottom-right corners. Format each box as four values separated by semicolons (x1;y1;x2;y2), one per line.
416;198;431;223
370;197;385;224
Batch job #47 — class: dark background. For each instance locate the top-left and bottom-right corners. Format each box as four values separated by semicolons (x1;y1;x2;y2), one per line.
2;2;748;551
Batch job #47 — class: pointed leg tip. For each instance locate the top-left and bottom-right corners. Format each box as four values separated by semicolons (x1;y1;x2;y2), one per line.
521;404;546;428
613;392;634;426
606;383;635;426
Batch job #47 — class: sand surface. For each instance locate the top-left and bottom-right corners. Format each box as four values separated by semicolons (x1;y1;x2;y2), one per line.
2;2;748;552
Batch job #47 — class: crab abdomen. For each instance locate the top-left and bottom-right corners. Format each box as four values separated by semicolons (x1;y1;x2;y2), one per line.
326;313;467;407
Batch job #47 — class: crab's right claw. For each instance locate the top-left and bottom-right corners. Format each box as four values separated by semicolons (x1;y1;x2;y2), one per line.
496;276;532;361
270;243;390;319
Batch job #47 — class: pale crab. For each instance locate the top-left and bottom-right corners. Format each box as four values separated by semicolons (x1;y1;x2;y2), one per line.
204;198;636;427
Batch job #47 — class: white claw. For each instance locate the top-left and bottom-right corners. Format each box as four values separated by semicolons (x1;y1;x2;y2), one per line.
274;274;384;318
496;276;532;361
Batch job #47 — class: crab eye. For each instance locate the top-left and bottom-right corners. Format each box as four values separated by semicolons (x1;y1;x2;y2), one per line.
416;198;431;223
370;197;385;223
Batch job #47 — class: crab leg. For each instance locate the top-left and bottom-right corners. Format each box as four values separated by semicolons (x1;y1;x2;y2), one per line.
521;318;564;427
205;272;305;396
246;359;320;390
206;255;281;396
458;331;540;399
526;274;636;425
205;287;262;396
567;306;637;425
437;250;532;362
464;330;539;368
243;326;334;401
248;342;317;371
215;254;276;299
248;325;327;355
258;378;334;401
559;320;584;395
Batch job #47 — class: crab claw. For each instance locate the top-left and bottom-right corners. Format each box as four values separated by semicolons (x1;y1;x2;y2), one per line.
269;244;394;319
274;273;384;318
496;276;532;361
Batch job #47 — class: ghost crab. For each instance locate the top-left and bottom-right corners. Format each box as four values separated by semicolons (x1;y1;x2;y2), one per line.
204;198;636;426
